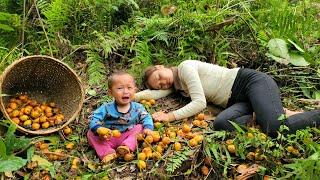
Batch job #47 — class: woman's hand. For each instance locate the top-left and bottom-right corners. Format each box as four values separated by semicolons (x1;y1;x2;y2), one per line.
143;129;153;135
152;111;175;122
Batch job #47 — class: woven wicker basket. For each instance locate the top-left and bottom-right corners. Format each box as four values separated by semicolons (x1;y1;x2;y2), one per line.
0;55;85;135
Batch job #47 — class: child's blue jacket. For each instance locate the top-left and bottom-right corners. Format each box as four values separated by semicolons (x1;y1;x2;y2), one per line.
89;101;154;133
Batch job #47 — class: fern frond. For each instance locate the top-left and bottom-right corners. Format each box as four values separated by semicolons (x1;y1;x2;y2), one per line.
166;147;191;174
86;50;107;86
93;31;121;58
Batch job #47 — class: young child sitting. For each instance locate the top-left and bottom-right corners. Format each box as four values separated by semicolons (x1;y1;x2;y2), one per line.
87;71;154;163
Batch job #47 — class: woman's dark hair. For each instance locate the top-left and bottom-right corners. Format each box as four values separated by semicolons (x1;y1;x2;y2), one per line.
142;66;158;89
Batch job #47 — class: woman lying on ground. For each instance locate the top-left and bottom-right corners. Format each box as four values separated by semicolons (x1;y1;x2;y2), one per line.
134;60;320;137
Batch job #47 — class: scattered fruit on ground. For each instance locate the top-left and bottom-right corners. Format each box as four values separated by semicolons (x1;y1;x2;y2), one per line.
137;160;146;170
227;144;236;154
201;165;209;175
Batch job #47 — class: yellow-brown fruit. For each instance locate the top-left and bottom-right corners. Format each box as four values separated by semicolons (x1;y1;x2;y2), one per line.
112;130;121;138
40;105;47;111
237;164;249;173
182;124;191;133
152;152;161;160
11;110;20;118
45;112;53;118
225;139;233;145
23;107;32;115
39;116;47;123
194;135;204;142
138;152;147;161
137;160;146;170
292;149;300;156
189;138;198;147
34;106;43;113
56;114;64;120
39;143;49;150
28;100;38;107
9;102;18;110
49;102;56;108
156;145;164;153
246;152;255;160
200;121;208;128
201;165;209;176
260;133;267;141
167;131;176;139
197;113;205;121
66;142;75;150
72;157;80;166
18;95;28;102
174;142;182;151
33;118;40;123
145;101;152;107
31;110;41;119
227;144;236;154
162;137;171;145
142;142;151;148
11;117;20;124
247;133;254;138
151;132;161;142
44;107;52;113
146;151;153;159
286;146;294;153
63;126;72;135
142;147;152;154
154;122;162;129
55;117;63;125
96;127;111;136
42;122;50;129
177;129;185;137
124;153;134;161
145;135;154;144
136;133;145;141
192;120;201;126
31;123;40;130
185;132;195;140
140;99;147;104
19;115;29;121
149;99;156;105
6;108;13;113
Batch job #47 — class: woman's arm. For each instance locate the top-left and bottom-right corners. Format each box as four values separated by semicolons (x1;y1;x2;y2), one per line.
134;89;174;101
163;63;207;121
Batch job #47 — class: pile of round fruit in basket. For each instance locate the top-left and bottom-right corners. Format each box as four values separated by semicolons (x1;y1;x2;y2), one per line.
5;94;65;130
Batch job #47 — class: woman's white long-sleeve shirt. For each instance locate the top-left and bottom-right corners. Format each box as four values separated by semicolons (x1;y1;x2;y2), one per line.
135;60;239;120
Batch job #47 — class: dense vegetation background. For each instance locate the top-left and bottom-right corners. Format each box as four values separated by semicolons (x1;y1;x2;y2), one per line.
0;0;319;179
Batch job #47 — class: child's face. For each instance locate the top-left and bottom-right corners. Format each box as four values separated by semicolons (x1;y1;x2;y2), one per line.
109;74;136;106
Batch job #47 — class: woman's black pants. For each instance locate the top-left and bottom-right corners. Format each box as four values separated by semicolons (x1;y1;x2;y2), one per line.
213;68;320;137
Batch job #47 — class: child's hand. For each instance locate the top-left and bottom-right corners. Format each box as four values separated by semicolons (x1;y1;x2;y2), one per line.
143;129;153;135
97;127;112;140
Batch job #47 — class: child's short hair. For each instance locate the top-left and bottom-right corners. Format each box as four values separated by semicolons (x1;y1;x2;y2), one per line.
108;71;135;88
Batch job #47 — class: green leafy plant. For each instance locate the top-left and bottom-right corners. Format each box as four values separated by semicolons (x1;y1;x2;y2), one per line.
166;147;191;174
0;120;30;173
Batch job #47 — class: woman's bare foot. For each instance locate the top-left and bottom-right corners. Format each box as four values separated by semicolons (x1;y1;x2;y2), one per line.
284;108;303;117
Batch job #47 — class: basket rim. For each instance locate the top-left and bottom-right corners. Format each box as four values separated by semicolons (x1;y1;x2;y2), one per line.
0;55;85;135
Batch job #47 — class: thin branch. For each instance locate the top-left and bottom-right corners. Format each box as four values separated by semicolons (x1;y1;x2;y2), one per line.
33;0;53;56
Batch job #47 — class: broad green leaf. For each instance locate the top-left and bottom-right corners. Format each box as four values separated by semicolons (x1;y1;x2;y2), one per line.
266;53;289;65
87;89;97;96
27;146;35;162
32;155;52;168
0;24;14;32
288;39;305;53
0;138;6;158
313;91;320;100
289;53;309;66
299;83;312;99
267;38;290;59
0;155;27;172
